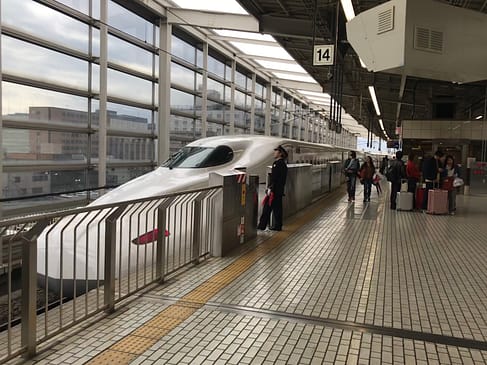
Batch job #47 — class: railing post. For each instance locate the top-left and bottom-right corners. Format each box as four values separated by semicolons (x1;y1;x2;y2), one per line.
21;219;49;358
156;197;175;283
192;191;209;264
104;206;125;314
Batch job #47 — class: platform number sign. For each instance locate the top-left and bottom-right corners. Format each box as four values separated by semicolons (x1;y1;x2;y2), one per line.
313;45;334;66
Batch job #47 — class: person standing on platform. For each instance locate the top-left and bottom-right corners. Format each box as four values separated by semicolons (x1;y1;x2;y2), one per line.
380;156;389;174
406;153;421;205
389;150;405;209
257;145;288;231
421;150;444;210
443;155;461;215
344;151;359;202
359;156;375;202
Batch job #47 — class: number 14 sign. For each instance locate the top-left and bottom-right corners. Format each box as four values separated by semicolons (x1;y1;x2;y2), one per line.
313;45;334;66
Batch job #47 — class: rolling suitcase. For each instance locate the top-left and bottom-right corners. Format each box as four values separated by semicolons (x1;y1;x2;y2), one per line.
396;192;413;211
426;189;448;214
415;187;426;209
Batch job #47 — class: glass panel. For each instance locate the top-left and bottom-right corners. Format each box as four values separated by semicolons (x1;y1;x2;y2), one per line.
2;169;94;200
206;101;225;122
57;0;90;14
2;36;88;90
256;82;264;98
2;0;89;53
106;166;153;186
172;36;196;65
208;55;225;76
207;122;223;137
2;82;88;126
207;78;224;102
171;62;196;90
224;86;232;103
255;99;264;112
105;102;153;132
108;34;154;75
235;70;246;89
3;128;88;162
171;89;195;112
196;48;203;68
170;114;195;134
108;1;154;43
255;115;265;133
225;64;232;81
107;68;153;103
235;90;246;108
107;136;154;161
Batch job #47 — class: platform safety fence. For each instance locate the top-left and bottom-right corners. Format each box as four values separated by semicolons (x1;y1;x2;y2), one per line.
0;186;221;363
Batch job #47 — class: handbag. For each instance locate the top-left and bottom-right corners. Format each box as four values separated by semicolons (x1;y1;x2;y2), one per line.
453;177;464;187
442;176;454;191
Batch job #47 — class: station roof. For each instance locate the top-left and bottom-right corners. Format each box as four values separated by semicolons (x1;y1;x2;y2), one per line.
167;0;371;138
233;0;487;140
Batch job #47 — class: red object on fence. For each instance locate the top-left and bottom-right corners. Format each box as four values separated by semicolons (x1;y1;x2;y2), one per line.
132;228;170;245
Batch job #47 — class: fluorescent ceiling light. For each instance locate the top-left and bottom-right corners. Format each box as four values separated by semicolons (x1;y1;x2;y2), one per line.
231;42;294;59
475;115;483;120
378;118;385;130
368;86;381;116
340;0;355;21
359;57;367;68
172;0;247;14
255;60;307;73
214;29;275;41
298;90;332;99
271;72;316;83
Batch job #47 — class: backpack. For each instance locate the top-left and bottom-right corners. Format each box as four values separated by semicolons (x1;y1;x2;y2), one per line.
385;160;404;182
384;164;394;182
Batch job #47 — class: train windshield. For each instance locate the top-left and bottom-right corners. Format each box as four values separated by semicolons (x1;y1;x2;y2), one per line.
162;145;234;168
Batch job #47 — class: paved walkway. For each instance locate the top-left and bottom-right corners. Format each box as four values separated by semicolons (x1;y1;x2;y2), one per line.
19;185;487;364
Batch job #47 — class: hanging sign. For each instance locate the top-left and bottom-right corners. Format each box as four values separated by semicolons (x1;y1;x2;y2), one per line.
313;45;334;66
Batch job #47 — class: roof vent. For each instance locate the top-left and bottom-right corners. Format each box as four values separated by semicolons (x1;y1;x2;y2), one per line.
377;6;394;34
414;26;443;53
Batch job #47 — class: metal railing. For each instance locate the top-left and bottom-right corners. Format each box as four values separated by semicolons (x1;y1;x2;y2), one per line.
0;186;221;362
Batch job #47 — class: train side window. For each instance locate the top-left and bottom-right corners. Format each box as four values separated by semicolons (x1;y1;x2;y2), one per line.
201;145;234;167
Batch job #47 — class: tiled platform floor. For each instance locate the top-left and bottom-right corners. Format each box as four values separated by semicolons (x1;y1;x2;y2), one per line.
17;184;487;364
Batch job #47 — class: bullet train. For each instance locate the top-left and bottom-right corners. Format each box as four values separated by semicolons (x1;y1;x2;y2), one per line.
36;135;364;295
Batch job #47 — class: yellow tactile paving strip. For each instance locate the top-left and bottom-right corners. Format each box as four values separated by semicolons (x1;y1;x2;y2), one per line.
86;190;343;364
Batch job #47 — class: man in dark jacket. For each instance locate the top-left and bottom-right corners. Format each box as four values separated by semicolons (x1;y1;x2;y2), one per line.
257;145;288;231
421;150;444;209
389;151;405;209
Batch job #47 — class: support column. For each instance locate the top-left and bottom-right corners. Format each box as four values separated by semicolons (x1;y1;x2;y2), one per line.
229;60;236;135
304;111;310;142
158;20;172;163
264;81;272;136
288;100;294;139
278;91;284;137
201;42;208;138
98;0;108;187
250;73;256;134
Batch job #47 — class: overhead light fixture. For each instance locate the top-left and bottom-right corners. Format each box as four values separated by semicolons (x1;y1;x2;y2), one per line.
475;115;483;120
359;58;367;68
378;118;385;130
340;0;355;22
368;86;381;116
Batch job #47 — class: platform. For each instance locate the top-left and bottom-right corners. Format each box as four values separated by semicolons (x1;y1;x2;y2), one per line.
18;185;487;365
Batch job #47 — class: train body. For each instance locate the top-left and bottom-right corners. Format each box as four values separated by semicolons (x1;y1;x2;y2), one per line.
36;135;365;295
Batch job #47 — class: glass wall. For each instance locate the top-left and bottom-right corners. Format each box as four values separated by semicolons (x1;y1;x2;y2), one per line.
1;0;157;202
1;0;355;210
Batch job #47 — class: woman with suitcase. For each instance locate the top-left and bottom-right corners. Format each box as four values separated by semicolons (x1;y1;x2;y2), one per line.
442;155;461;215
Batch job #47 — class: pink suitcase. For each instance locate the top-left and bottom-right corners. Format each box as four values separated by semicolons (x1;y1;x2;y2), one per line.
426;189;448;214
